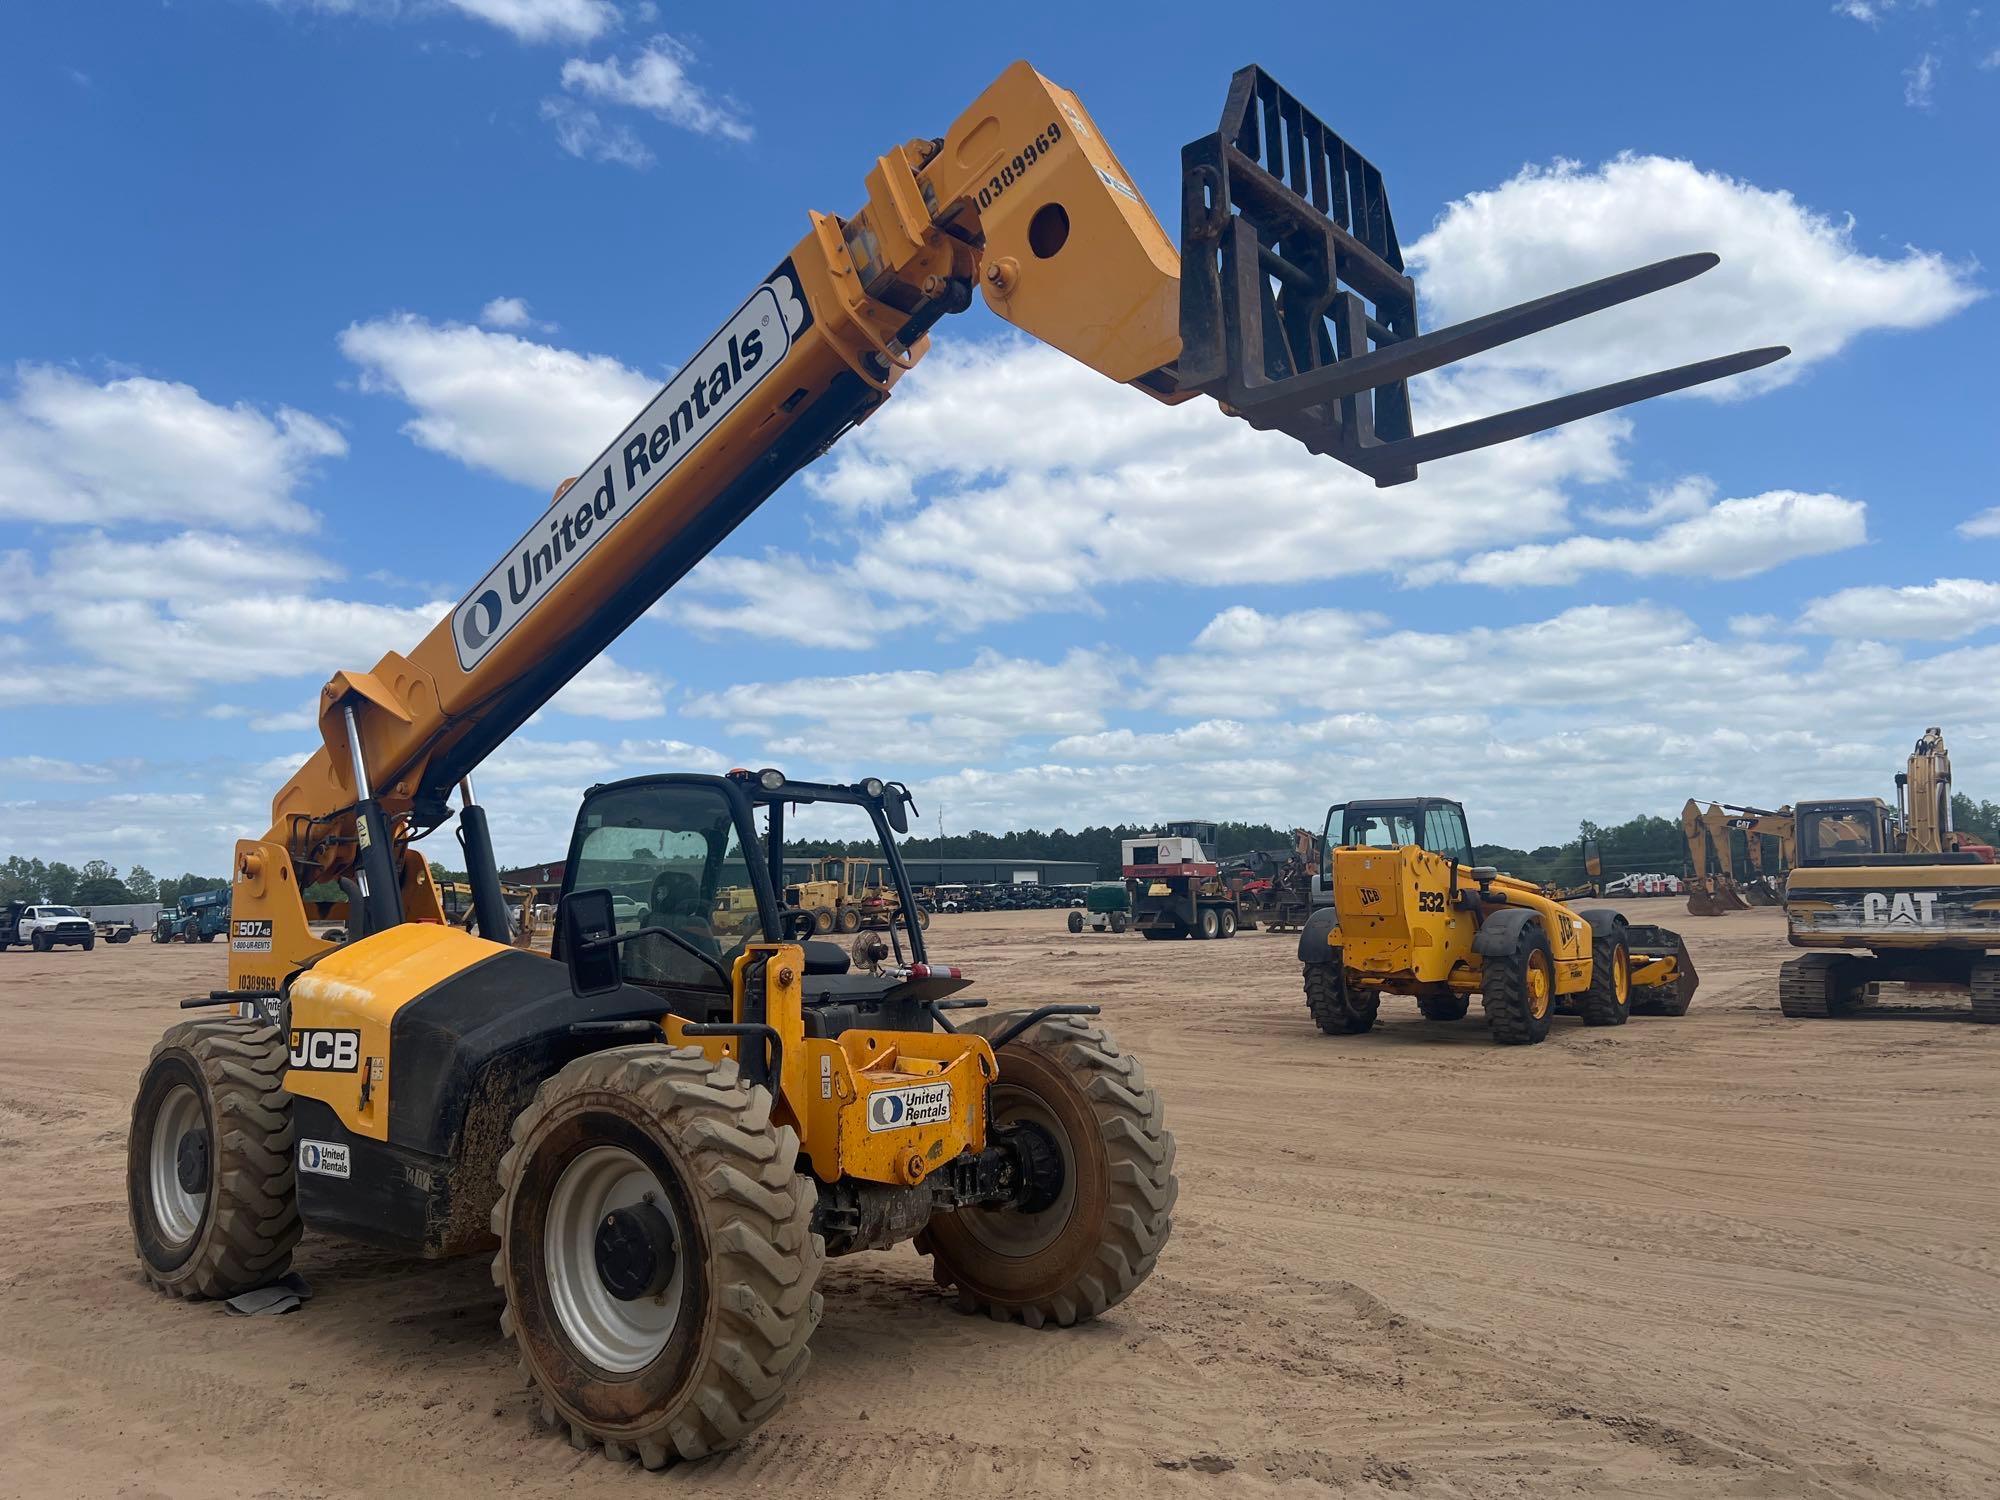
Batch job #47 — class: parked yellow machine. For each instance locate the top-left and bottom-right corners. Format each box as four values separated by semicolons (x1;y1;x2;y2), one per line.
122;58;1774;1466
1295;799;1698;1044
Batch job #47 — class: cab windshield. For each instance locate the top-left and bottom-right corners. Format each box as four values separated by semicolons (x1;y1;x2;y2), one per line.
572;782;763;990
1798;804;1884;863
1344;810;1418;847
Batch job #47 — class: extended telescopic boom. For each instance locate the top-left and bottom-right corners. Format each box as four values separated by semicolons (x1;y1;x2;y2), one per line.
227;61;1787;982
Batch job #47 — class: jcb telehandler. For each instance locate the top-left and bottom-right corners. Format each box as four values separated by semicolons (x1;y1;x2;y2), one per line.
125;61;1777;1465
1295;799;1698;1045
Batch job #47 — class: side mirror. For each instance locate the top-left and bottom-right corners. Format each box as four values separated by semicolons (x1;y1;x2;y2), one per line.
559;889;622;997
884;793;910;836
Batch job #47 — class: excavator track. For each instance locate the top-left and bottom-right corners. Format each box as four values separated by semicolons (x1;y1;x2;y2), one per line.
1779;953;1853;1019
1971;959;2000;1024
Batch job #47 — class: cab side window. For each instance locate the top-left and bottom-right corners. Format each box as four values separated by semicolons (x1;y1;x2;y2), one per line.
1424;807;1471;864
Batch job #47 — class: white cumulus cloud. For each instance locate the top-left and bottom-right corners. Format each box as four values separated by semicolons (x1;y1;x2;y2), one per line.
0;365;342;533
559;36;750;142
339;314;657;487
1797;578;2000;639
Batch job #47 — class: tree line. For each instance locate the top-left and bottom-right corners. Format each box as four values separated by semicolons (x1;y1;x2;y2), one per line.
18;798;1997;909
0;856;228;909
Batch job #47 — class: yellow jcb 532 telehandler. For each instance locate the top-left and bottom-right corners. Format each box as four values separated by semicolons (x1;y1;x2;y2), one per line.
1295;799;1699;1044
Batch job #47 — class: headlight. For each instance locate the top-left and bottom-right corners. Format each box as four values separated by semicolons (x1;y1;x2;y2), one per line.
861;777;885;798
758;768;785;791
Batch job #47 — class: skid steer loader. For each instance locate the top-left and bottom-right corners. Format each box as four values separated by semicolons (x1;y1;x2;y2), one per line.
1294;799;1699;1044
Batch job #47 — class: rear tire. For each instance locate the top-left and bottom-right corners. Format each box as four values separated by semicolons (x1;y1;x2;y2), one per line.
127;1019;300;1298
1194;906;1220;941
837;908;861;934
1481;922;1555;1045
1109;912;1128;935
919;1012;1174;1328
493;1046;822;1467
1304;960;1377;1034
1579;931;1631;1026
1217;908;1238;939
1417;994;1469;1022
1139;925;1176;941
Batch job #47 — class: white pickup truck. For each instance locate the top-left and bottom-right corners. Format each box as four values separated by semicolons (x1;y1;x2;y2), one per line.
0;901;97;952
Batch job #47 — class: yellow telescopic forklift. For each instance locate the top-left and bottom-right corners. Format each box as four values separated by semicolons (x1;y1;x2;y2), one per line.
1295;799;1698;1044
123;62;1778;1465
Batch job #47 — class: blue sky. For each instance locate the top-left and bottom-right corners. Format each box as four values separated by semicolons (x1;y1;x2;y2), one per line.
2;0;1996;874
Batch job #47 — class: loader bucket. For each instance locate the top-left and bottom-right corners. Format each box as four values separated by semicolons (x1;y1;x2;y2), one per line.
1176;68;1788;486
1624;923;1698;1016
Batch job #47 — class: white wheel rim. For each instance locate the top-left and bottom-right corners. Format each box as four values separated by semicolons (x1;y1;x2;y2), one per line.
149;1084;207;1244
961;1088;1076;1258
543;1145;685;1374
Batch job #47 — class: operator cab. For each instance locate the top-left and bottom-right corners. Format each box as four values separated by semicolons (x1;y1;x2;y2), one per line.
1794;799;1893;867
1320;798;1473;882
552;768;964;1035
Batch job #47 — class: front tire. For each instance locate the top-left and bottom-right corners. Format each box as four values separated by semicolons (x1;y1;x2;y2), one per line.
1579;931;1631;1026
918;1012;1175;1328
810;908;834;936
492;1047;822;1468
126;1019;300;1298
1481;921;1555;1045
1418;994;1469;1022
1067;911;1084;934
1304;960;1378;1034
83;935;96;952
32;931;50;952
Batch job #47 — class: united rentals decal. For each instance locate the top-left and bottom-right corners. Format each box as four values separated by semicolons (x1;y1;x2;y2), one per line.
451;262;813;672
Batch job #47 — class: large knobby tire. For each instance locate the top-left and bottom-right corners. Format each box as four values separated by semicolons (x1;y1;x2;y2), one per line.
1481;921;1555;1045
492;1046;822;1468
127;1019;300;1299
918;1012;1175;1329
1417;994;1470;1022
1139;925;1178;941
810;907;834;936
1067;910;1084;934
836;907;861;934
1579;931;1632;1027
1304;959;1378;1034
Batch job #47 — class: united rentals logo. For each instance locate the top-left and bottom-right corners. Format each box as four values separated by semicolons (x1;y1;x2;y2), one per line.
452;263;813;672
1862;891;1939;926
866;1082;953;1133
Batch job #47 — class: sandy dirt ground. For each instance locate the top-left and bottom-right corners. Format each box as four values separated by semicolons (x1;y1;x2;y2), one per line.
2;905;1996;1499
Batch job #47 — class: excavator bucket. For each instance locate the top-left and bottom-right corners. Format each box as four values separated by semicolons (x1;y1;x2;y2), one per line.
1176;67;1789;485
1685;885;1724;918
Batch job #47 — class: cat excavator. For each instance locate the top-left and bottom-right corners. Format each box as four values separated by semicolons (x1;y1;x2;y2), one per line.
123;61;1784;1466
1784;727;2000;1021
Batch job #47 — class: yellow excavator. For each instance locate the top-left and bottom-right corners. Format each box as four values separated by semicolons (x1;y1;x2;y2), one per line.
1784;727;2000;1021
123;61;1782;1465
